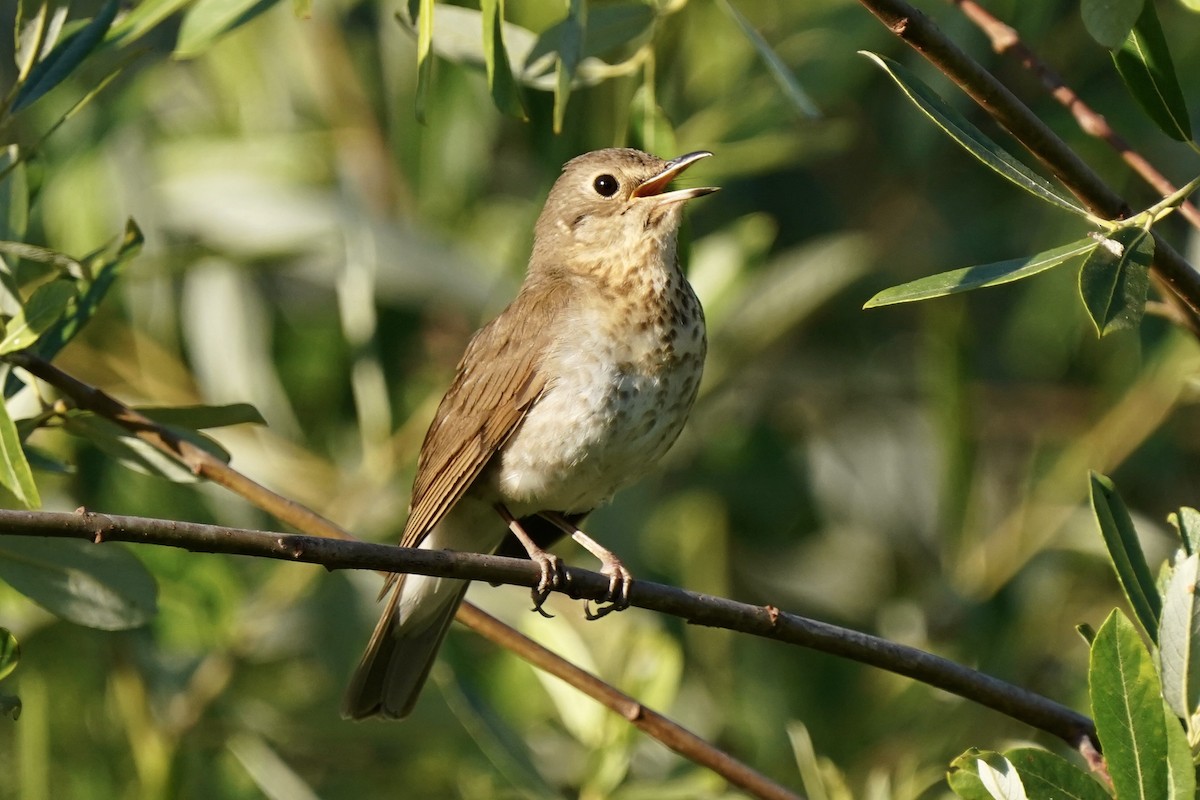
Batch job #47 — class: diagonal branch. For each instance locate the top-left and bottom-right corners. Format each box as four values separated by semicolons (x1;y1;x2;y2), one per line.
0;507;1097;751
855;0;1200;324
947;0;1200;232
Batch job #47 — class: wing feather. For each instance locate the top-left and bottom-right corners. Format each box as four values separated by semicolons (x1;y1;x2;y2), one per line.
400;280;571;547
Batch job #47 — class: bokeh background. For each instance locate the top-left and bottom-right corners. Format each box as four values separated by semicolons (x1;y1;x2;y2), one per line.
1;0;1200;796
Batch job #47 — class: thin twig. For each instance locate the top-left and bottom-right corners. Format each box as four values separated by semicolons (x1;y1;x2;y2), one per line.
855;0;1200;322
948;0;1200;231
455;603;803;800
7;352;794;800
0;508;1098;750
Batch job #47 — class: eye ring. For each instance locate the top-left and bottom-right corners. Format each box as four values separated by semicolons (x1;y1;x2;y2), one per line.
593;174;619;197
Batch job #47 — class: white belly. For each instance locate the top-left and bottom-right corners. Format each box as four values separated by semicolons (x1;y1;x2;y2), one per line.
492;310;704;514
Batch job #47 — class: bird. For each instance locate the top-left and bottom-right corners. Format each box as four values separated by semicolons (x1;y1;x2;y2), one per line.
342;148;717;720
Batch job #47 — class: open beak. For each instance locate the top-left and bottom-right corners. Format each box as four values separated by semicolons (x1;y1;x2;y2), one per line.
631;151;719;204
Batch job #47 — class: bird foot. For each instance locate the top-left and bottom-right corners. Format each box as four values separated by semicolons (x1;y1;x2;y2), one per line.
528;550;570;618
584;559;633;620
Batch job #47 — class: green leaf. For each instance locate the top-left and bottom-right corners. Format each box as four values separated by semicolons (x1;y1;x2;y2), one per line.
947;749;1028;800
1082;0;1145;49
136;403;266;429
0;537;156;629
1005;747;1112;800
1090;609;1169;800
1159;553;1200;720
28;219;143;364
414;0;434;123
480;0;526;120
861;52;1088;217
0;146;29;244
174;0;279;59
864;238;1095;308
1078;227;1152;336
629;84;677;160
1090;472;1162;639
0;395;39;508
62;410;230;483
1168;507;1200;556
552;0;585;134
0;627;18;681
717;0;819;119
1163;700;1195;800
1112;1;1192;142
105;0;194;49
12;0;119;112
0;279;76;355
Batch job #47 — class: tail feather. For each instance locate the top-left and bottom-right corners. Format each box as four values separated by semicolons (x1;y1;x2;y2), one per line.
341;577;470;720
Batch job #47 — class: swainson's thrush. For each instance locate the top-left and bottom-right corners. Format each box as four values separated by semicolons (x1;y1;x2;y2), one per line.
343;148;716;720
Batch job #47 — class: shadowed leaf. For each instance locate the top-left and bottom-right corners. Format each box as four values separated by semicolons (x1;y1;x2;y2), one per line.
12;0;118;112
1082;0;1145;49
1078;227;1152;336
1112;1;1192;141
1090;472;1161;639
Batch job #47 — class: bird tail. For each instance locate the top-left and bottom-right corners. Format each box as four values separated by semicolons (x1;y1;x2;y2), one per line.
341;574;470;720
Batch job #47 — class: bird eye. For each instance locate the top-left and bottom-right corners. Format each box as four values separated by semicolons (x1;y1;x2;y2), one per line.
593;174;619;197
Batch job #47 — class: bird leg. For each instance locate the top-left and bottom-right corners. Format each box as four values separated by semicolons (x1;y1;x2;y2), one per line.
494;503;568;617
541;512;633;620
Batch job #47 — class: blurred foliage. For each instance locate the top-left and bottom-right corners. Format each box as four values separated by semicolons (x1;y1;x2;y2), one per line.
0;0;1197;797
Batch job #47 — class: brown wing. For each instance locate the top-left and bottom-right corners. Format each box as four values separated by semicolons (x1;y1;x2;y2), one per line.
399;279;571;548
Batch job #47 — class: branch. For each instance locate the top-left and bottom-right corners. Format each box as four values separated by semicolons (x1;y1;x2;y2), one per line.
6;352;801;800
948;0;1200;232
855;0;1200;320
0;507;1097;751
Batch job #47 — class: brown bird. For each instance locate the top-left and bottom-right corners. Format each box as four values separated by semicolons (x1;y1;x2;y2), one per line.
342;148;717;720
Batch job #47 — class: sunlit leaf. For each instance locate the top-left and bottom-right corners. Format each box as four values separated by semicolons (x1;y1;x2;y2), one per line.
1164;698;1195;800
136;403;267;429
175;0;281;58
105;0;193;49
1005;747;1111;800
480;0;526;119
1082;0;1145;49
1159;553;1200;720
1090;472;1161;640
0;537;156;630
864;238;1095;308
0;396;39;508
947;749;1016;800
1091;610;1168;800
1168;507;1200;556
12;0;119;112
1112;1;1192;142
861;52;1088;216
717;0;819;119
0;627;18;681
1078;227;1152;336
414;0;434;123
0;279;76;355
14;2;50;82
975;756;1028;800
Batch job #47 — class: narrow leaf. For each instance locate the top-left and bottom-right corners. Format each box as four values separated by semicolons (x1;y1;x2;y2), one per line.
947;748;1002;800
63;410;230;483
1168;507;1200;556
1082;0;1145;49
717;0;819;118
174;0;279;59
0;627;18;681
1005;748;1111;800
0;537;156;630
0;279;75;355
1163;700;1196;800
0;396;39;508
12;0;119;112
480;0;526;119
136;403;266;429
1112;1;1192;142
14;2;49;81
1090;472;1162;639
861;52;1088;216
865;238;1095;308
1090;610;1169;800
1078;227;1152;336
414;0;434;123
976;756;1028;800
105;0;193;49
553;0;585;134
1158;553;1200;720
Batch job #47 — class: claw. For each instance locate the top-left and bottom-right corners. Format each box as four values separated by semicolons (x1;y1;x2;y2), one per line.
584;559;633;620
528;550;569;617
